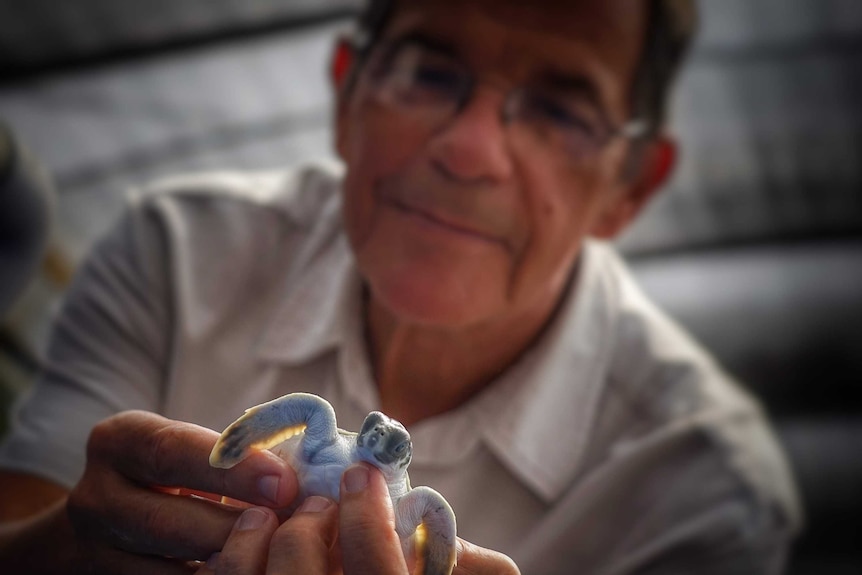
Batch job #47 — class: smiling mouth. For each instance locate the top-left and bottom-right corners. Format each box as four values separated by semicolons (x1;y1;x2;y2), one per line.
384;196;502;246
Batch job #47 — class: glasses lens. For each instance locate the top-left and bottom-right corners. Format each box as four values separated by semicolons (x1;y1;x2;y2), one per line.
367;43;631;163
373;44;467;113
512;89;609;160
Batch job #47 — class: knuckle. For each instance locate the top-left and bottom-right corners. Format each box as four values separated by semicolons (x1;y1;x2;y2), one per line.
273;519;330;555
139;497;171;547
142;421;186;481
341;510;391;540
86;416;120;461
215;553;246;574
340;517;401;558
87;410;158;461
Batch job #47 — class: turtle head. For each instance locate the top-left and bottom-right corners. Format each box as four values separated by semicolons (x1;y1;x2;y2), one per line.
356;411;412;476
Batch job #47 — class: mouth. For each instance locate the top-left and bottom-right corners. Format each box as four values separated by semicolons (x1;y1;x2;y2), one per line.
361;447;398;466
373;452;392;465
383;195;505;247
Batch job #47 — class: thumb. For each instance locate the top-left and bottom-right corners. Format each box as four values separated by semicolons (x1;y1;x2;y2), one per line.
338;463;408;575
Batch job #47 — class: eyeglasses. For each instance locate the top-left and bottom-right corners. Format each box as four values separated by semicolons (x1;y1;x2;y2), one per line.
365;40;650;163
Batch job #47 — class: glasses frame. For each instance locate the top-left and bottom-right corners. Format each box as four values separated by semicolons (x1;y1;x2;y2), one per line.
364;38;653;158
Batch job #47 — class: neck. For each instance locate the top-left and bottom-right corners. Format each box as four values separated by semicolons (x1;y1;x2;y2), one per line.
364;282;570;427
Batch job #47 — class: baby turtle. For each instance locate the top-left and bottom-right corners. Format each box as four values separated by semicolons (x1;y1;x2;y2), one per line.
210;392;457;575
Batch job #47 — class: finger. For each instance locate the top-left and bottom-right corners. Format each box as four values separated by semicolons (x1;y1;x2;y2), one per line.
338;463;408;575
89;411;298;507
204;507;279;575
71;470;243;560
266;496;338;575
453;539;521;575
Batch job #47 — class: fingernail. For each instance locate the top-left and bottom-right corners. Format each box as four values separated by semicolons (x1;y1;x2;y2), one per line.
237;507;269;531
258;475;280;504
297;496;333;513
206;552;221;569
343;465;369;493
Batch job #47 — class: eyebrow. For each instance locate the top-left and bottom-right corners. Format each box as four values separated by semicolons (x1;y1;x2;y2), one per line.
383;31;461;60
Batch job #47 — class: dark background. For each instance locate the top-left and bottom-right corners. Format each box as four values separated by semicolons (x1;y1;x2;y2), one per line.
1;1;860;573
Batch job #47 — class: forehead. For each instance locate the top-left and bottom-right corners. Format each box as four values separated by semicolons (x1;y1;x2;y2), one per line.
380;0;647;111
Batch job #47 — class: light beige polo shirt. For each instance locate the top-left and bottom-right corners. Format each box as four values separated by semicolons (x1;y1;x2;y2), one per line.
0;162;801;574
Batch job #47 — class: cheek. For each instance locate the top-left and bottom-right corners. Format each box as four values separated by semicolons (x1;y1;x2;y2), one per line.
342;103;428;246
510;159;611;294
339;100;526;325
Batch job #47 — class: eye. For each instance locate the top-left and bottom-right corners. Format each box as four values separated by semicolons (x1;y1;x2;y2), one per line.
381;45;466;105
411;62;463;93
394;442;408;454
522;91;598;138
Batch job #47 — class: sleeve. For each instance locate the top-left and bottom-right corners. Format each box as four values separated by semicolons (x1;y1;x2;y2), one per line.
0;192;173;488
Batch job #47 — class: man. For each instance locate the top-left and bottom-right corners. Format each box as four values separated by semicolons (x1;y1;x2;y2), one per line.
0;0;801;573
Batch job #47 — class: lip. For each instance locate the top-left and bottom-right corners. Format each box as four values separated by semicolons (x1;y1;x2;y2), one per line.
382;195;505;247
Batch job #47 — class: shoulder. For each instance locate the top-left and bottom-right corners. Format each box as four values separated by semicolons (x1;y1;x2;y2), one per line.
130;159;345;227
588;242;760;429
585;242;803;537
80;161;350;345
107;160;346;279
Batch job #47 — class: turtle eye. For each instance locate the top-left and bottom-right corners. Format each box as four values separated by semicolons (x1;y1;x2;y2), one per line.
394;441;409;455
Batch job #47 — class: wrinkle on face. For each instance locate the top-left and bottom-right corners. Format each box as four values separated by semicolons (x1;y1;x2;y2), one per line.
338;0;650;329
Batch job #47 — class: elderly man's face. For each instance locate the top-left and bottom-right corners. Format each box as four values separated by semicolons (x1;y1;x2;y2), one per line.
336;0;653;328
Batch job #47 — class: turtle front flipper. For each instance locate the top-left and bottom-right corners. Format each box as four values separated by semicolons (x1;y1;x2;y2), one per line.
395;486;457;575
210;392;339;468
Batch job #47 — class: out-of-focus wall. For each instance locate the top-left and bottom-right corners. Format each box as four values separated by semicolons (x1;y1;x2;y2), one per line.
0;2;860;572
621;0;862;253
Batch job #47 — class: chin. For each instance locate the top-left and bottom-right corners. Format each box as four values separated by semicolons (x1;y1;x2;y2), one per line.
368;267;500;329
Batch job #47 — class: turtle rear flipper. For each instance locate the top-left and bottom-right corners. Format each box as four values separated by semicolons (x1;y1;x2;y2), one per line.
210;392;339;468
395;486;457;575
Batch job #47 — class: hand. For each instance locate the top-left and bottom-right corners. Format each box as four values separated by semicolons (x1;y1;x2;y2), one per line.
199;463;520;575
65;410;299;574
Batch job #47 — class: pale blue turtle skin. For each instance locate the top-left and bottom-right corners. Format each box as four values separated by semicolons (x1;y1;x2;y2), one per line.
210;392;457;575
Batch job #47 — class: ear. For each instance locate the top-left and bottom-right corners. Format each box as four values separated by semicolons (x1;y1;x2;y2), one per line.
331;36;355;89
590;136;677;239
331;37;357;160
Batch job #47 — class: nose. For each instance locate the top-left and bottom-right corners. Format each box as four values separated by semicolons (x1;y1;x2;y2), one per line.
366;425;387;448
427;86;514;184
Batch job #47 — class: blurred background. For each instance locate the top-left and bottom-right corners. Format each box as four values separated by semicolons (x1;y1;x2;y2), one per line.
0;0;860;573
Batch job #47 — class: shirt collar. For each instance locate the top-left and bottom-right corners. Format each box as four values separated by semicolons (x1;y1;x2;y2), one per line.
257;228;617;504
472;241;617;502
